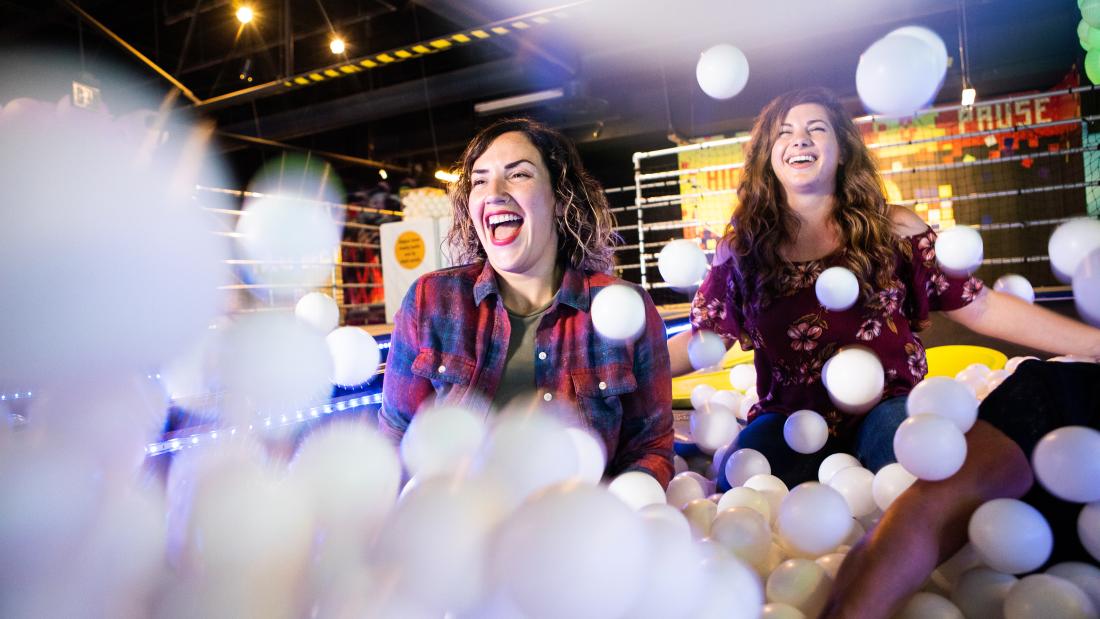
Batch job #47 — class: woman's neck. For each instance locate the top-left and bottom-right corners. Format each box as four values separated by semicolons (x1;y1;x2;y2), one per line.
783;192;840;261
496;262;563;315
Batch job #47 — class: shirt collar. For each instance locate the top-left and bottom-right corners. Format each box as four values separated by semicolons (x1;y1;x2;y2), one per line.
471;260;591;312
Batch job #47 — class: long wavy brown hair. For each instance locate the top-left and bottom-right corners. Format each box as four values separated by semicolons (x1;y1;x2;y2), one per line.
447;117;618;273
726;87;897;313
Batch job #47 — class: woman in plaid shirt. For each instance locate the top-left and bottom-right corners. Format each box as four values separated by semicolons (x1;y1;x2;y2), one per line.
380;118;674;487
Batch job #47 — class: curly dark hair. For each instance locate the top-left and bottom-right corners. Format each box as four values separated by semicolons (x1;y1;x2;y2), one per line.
446;117;618;273
727;87;898;312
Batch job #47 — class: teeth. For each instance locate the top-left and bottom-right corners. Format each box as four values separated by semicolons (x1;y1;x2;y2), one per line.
488;213;522;226
787;155;816;165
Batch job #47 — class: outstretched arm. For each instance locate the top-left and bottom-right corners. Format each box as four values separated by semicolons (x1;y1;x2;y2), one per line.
945;287;1100;359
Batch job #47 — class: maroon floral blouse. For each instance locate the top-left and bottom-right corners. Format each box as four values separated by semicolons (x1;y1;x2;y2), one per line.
690;227;984;439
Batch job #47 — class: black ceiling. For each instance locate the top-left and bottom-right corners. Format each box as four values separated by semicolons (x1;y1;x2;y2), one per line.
0;0;1082;191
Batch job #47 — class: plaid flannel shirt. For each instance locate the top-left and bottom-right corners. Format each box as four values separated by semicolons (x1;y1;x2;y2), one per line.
380;260;674;486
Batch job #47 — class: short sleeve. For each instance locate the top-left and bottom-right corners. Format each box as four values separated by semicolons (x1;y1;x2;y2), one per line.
901;228;985;328
690;256;752;350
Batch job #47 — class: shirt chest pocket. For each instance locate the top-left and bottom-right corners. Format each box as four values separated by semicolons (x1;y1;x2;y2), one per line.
411;349;476;391
570;363;638;398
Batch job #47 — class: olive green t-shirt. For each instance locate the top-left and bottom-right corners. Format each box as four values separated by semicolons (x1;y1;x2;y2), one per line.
490;301;553;411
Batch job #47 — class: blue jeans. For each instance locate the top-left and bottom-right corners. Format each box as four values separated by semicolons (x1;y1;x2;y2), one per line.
716;396;909;492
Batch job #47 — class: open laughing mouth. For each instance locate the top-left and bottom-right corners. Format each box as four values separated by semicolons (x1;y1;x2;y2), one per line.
486;211;524;246
786;154;818;169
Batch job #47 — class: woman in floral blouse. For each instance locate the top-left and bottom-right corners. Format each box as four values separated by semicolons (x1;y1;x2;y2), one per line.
668;87;1100;491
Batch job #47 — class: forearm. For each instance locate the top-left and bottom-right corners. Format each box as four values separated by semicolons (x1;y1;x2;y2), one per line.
947;289;1100;358
667;330;695;377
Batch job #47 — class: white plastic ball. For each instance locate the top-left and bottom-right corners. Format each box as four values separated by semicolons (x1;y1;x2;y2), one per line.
708;389;744;413
823;347;885;413
994;274;1036;304
695;553;765;618
623;513;705;619
236;191;343;294
608;471;667;511
1049;218;1100;283
815;266;860;311
766;558;832;618
744;474;789;525
1004;574;1098;619
818;452;861;484
893;414;967;481
290;421;401;533
492;483;648;619
906;376;980;432
565;427;607;485
871;462;917;511
695;44;750;100
895;592;963;619
681;498;718;539
762;603;806;619
475;411;580;506
1081;502;1100;562
952;567;1018;619
1004;355;1039;373
724;448;772;487
688;330;728;370
934;225;985;276
716;486;772;523
295;292;339;333
729;364;758;391
776;482;852;557
739;391;760;422
666;473;708;510
856;33;943;116
827;466;876;518
326;326;380;386
691;384;718;410
400;404;486;479
690;402;741;454
591;284;647;341
1073;248;1100;326
886;26;949;78
783;410;828;454
657;239;709;288
1032;425;1100;503
969;498;1053;574
1047;563;1100;612
815;553;847;581
710;506;772;569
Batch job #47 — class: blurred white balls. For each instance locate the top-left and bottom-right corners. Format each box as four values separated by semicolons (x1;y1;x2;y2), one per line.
475;411;579;506
952;567;1018;619
658;239;709;288
783;410;828;454
688;330;727;370
856;30;945;117
591;284;646;341
895;592;963;619
710;506;772;569
666;473;708;509
295;292;339;333
1047;562;1100;612
608;471;666;511
818;452;861;484
565;427;608;485
729;363;758;392
823;347;885;413
1073;248;1100;326
690;402;740;454
400;405;486;479
994;274;1036;304
871;463;917;511
695;44;750;100
708;389;743;413
1031;425;1100;503
1004;574;1098;619
906;376;979;432
717;486;772;523
894;414;967;481
493;483;648;619
887;26;948;78
691;383;717;410
968;498;1053;574
776;482;851;556
326;326;380;386
815;267;859;312
725;448;772;487
1049;218;1100;283
625;512;705;619
217;313;333;416
766;558;832;618
934;225;984;276
1081;502;1100;562
827;466;876;518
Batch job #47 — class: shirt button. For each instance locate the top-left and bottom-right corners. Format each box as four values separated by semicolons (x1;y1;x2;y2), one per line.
598;381;607;390
538;351;548;360
438;365;446;373
543;392;553;402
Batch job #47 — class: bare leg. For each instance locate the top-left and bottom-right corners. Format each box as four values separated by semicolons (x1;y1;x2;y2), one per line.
820;420;1033;619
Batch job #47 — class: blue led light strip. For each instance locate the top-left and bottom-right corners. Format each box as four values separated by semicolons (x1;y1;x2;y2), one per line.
0;391;33;401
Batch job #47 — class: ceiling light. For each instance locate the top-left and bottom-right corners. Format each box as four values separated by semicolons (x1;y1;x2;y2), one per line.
960;87;976;107
379;169;388;180
330;37;346;55
473;87;564;115
434;170;459;183
236;6;254;24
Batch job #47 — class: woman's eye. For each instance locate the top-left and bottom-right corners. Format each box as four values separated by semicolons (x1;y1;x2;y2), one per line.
472;178;486;186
